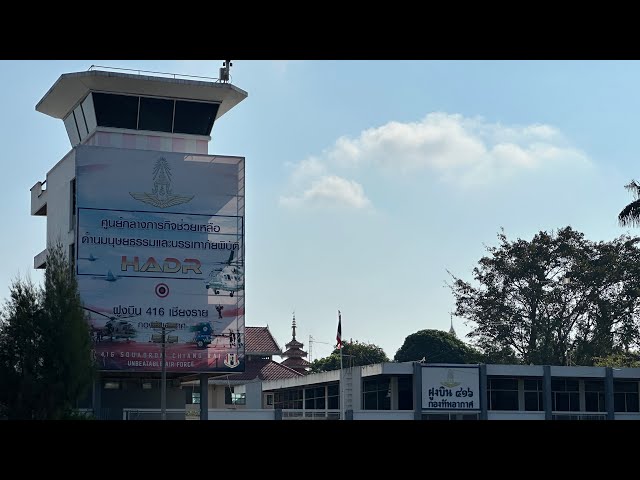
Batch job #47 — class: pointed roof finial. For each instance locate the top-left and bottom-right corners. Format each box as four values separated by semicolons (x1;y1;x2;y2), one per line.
292;311;296;340
449;313;457;337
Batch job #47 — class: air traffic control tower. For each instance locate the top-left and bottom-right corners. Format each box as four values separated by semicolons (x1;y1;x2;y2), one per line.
30;64;248;420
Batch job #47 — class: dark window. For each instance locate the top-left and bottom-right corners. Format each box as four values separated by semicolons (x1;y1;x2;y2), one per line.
584;380;606;412
327;383;339;410
398;376;413;410
274;388;303;410
93;92;139;130
173;100;219;135
487;377;519;410
614;381;640;412
69;243;75;274
362;378;391;410
138;97;174;132
523;378;543;411
551;379;580;412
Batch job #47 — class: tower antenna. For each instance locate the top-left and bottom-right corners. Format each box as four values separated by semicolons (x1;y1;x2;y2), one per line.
220;60;232;83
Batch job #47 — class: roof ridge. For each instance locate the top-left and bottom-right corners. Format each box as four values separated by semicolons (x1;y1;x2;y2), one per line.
271;360;304;376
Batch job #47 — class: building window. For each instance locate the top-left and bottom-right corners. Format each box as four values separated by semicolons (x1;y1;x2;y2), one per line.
69;243;75;274
93;92;139;130
362;377;391;410
487;377;519;410
523;378;544;411
266;394;273;406
104;381;120;390
224;387;245;405
138;96;174;133
327;384;339;410
192;392;201;405
142;382;152;390
70;178;76;232
274;388;303;410
173;100;219;135
91;92;219;136
584;380;606;412
551;378;580;412
398;376;413;410
305;386;326;410
614;380;640;412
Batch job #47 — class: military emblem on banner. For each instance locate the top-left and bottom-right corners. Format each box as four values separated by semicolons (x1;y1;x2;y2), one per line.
224;353;240;368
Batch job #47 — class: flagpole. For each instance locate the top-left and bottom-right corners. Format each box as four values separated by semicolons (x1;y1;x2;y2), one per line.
338;310;344;421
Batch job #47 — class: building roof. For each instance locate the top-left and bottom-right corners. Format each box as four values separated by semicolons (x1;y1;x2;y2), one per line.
282;347;308;358
36;68;247;121
285;339;305;349
245;326;282;356
210;358;302;384
281;357;312;368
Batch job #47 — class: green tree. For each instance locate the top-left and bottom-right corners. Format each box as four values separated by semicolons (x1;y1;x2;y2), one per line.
310;341;389;373
0;242;95;419
618;180;640;227
449;227;640;366
393;329;481;363
593;352;640;368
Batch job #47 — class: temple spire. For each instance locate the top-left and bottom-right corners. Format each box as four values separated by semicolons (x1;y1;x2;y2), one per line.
292;312;297;340
449;313;457;337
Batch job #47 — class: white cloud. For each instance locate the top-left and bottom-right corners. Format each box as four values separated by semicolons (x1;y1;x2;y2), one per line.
281;112;591;208
280;175;370;210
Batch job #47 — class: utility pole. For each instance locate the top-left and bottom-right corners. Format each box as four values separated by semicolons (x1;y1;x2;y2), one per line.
151;322;178;420
308;335;333;363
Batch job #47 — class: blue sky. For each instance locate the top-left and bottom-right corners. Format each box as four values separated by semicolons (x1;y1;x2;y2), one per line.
2;60;639;361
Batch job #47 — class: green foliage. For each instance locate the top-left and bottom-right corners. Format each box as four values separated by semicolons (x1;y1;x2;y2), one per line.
310;341;389;373
0;241;95;419
393;329;481;363
450;227;640;366
593;352;640;368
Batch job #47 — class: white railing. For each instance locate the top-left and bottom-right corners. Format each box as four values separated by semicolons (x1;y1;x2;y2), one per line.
352;410;415;421
123;408;186;420
552;412;607;420
88;65;219;82
281;409;341;420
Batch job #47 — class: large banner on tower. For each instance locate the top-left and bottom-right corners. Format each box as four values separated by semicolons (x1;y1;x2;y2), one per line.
75;145;245;373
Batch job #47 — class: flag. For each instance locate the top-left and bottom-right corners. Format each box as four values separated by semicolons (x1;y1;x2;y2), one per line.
336;310;342;349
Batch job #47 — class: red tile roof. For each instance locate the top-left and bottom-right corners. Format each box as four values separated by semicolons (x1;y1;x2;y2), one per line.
282;347;308;357
281;357;312;368
217;358;302;382
245;326;282;356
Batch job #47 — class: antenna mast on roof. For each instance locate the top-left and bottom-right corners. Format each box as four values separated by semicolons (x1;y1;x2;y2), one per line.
220;60;232;83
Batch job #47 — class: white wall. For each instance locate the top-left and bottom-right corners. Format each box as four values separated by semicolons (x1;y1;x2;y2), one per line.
45;150;76;249
208;409;275;420
209;384;227;408
353;410;414;420
488;412;545;420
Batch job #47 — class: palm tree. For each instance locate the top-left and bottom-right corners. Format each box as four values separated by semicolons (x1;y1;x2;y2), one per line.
619;180;640;226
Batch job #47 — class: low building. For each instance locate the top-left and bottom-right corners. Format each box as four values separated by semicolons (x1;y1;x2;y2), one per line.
254;362;640;420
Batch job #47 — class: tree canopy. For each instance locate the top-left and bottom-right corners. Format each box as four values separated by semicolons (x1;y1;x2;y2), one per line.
0;242;95;419
619;180;640;227
394;329;481;363
310;341;389;372
449;227;640;366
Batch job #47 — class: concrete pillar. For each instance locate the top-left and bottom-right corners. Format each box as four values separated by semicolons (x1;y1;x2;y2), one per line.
390;376;399;410
413;362;422;420
605;367;614;420
92;374;101;420
199;373;208;421
543;365;552;420
479;364;488;420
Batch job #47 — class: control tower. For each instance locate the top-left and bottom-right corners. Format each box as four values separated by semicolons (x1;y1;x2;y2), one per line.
30;64;247;420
